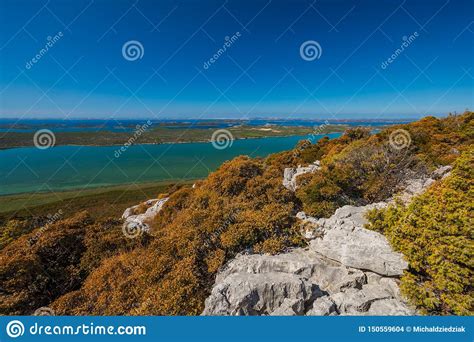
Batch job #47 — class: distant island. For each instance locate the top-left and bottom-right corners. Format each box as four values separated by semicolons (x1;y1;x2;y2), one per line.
0;121;362;149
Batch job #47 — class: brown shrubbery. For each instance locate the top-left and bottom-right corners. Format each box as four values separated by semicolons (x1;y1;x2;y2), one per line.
51;156;304;315
0;212;143;315
0;212;91;315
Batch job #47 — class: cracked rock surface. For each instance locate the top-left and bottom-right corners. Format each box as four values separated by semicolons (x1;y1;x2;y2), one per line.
202;165;452;316
202;250;414;316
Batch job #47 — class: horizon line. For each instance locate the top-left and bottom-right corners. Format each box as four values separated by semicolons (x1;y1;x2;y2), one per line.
0;113;461;121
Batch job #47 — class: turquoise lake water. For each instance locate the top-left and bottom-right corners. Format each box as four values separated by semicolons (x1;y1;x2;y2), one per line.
0;133;342;196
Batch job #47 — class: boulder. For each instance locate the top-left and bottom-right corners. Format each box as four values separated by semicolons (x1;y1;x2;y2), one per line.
202;249;413;316
305;296;337;316
309;225;407;276
366;299;415;315
331;283;413;316
122;198;159;220
122;197;169;231
282;161;320;191
299;203;408;276
431;165;452;180
393;165;451;204
270;299;305;316
331;284;393;313
202;272;320;316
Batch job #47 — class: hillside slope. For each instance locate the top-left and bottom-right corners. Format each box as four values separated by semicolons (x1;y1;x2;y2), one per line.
0;112;472;315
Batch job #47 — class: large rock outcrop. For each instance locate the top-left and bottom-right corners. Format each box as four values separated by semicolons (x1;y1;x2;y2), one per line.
202;249;413;316
298;203;407;276
203;165;452;316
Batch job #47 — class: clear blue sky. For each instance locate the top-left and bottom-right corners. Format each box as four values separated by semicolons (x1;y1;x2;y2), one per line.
0;0;473;119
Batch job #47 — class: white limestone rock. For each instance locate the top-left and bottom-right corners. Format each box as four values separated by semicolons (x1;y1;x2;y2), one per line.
270;299;305;316
202;250;413;316
432;165;452;179
331;283;414;316
298;203;408;276
122;197;169;231
202;272;320;316
282;161;321;191
306;296;337;316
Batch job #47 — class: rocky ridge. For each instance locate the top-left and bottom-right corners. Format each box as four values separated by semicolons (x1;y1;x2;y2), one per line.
202;163;452;316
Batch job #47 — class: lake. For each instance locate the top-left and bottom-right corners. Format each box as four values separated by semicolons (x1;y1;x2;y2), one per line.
0;133;342;196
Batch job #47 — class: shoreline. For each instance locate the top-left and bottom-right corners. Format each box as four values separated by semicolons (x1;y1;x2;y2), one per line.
0;179;198;199
0;179;198;214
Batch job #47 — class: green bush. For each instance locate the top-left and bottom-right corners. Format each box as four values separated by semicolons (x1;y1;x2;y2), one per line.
366;149;473;315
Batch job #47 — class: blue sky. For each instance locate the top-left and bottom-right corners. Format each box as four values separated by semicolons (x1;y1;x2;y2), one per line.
0;0;473;119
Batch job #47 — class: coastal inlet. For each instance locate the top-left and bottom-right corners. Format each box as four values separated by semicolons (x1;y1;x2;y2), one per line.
0;133;342;195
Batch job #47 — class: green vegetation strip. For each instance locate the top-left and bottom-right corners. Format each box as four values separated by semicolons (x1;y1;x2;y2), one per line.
0;180;193;217
0;125;350;149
